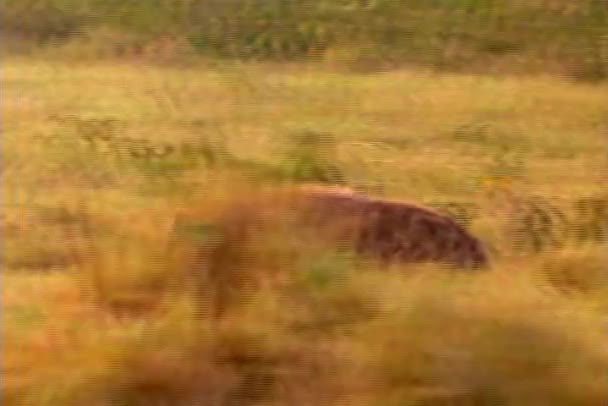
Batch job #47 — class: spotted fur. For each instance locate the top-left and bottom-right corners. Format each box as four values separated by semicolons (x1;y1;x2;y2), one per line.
171;185;490;271
293;187;490;269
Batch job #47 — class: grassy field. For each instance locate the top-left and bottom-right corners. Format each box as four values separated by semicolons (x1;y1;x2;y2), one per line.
3;56;608;405
5;0;608;81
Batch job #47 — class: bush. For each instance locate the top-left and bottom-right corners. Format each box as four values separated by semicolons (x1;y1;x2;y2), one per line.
1;0;94;43
4;0;607;77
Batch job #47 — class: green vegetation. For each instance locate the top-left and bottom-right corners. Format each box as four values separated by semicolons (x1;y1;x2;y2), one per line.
3;2;608;405
3;0;608;79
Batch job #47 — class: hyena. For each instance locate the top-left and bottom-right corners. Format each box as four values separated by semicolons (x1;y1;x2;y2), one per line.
169;185;489;318
292;186;490;269
173;185;490;271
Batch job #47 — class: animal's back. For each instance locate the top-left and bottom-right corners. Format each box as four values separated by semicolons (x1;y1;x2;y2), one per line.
172;185;490;270
295;187;490;269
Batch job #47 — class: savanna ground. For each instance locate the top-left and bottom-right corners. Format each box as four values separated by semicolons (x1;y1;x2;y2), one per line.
3;32;608;406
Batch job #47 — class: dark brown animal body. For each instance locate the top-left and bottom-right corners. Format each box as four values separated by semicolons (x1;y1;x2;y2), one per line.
294;187;490;269
172;185;490;271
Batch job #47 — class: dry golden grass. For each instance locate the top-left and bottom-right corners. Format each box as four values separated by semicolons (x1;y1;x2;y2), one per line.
3;56;608;405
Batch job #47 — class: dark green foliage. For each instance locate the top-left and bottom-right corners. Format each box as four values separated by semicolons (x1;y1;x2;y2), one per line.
4;0;608;77
1;0;94;43
187;0;336;60
46;116;347;189
56;115;228;175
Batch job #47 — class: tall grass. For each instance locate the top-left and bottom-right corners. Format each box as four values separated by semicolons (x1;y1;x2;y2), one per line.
4;184;608;405
3;57;608;404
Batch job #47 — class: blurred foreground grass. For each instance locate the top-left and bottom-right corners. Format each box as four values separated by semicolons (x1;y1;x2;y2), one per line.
2;57;608;405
